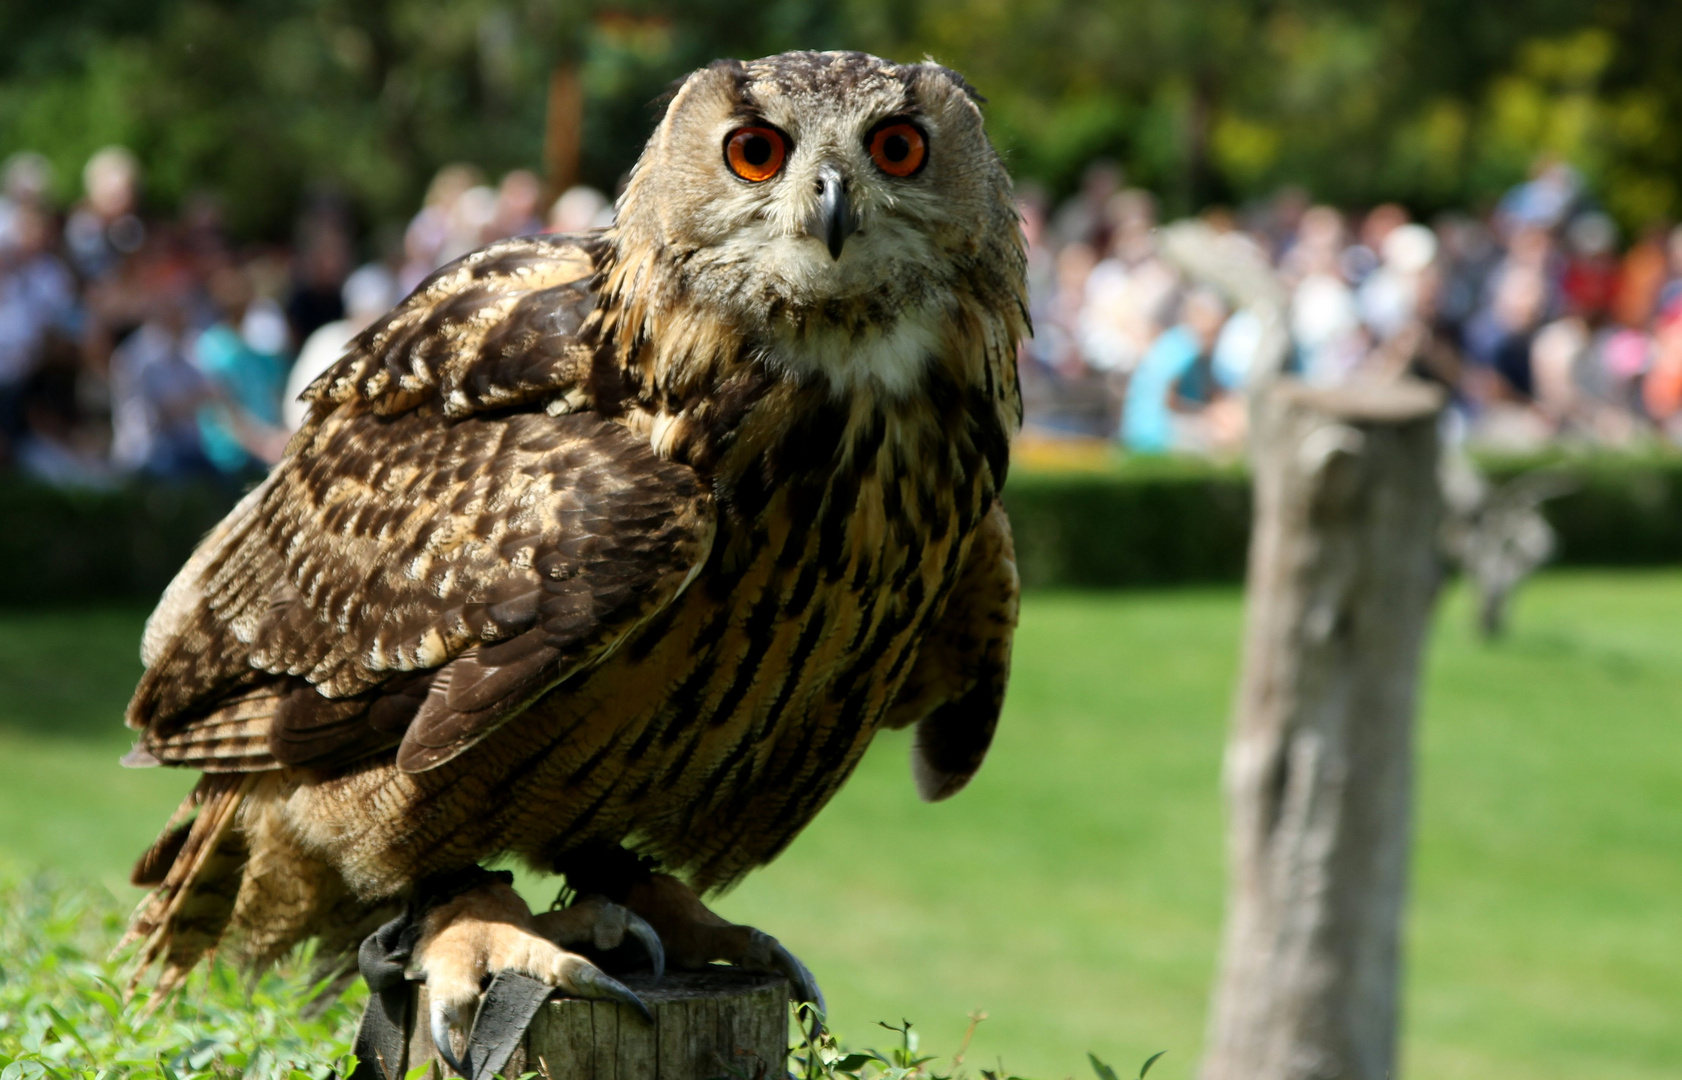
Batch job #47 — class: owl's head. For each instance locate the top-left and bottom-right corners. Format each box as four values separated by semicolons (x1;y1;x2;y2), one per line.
611;51;1021;393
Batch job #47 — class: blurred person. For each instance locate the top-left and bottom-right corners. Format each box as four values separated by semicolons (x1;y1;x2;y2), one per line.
1040;241;1096;373
1358;222;1437;342
1611;225;1668;328
491;170;545;239
286;202;353;343
13;353;116;489
1641;300;1682;438
1529;315;1588;417
547;184;612;233
1524;314;1639;445
1081;190;1176;375
1211;306;1265;390
1105;188;1158;265
0;152;55;243
1015;186;1058;368
109;290;215;478
1432;213;1501;336
1598;326;1652;415
1287;207;1364;385
1292;272;1364;386
283;262;398;430
400;164;484;292
1361;263;1464;391
442;183;499;264
0;204;80;444
1464;264;1547;401
1020;237;1121;439
1559;212;1619;322
1279;204;1345;287
1255;185;1309;263
1343;203;1409;284
1121;287;1243;455
1050;160;1121;251
2;151;54;208
65;146;144;281
1655;224;1682;317
193;266;290;474
1495;157;1583;237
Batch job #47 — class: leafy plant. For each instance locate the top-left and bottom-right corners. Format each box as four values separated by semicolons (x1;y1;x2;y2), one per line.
1;870;1166;1080
1088;1050;1166;1080
0;869;361;1078
789;1002;1165;1080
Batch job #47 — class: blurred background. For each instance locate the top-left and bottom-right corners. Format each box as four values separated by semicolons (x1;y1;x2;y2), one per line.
0;2;1678;1078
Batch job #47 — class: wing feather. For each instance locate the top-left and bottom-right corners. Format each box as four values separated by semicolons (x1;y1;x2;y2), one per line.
883;500;1018;801
127;234;716;776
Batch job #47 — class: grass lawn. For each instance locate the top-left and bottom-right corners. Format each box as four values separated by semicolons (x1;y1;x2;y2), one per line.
0;571;1677;1077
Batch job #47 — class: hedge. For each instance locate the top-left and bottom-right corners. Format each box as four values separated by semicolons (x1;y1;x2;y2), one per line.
1001;450;1682;589
0;479;239;606
1002;460;1253;588
4;450;1682;604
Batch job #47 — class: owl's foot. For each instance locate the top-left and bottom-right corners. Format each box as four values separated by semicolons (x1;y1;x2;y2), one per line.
411;881;656;1075
531;892;666;977
625;872;825;1012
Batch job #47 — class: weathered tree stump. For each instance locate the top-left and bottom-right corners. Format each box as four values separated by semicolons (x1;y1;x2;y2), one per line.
1200;378;1445;1080
406;970;790;1079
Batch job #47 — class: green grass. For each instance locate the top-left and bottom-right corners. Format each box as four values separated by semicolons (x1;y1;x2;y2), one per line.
1;572;1678;1077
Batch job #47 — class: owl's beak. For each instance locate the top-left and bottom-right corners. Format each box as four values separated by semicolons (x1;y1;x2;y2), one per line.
808;163;857;261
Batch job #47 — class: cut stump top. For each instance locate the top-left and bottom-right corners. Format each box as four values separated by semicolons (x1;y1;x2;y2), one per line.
406;969;791;1080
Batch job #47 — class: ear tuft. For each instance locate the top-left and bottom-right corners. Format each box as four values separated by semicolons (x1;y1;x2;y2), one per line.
918;57;987;104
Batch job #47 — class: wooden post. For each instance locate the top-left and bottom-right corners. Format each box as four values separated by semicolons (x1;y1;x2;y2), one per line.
405;970;788;1079
1199;378;1445;1080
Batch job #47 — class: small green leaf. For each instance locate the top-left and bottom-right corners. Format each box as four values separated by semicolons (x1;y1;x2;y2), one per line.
1088;1053;1120;1080
1138;1051;1168;1080
41;1006;94;1062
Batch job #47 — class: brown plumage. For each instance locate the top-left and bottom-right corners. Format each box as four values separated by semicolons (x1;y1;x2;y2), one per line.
122;50;1027;1020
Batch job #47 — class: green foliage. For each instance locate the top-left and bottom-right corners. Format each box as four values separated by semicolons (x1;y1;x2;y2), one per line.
0;870;362;1077
0;0;852;237
0;872;1153;1078
5;2;1682;234
789;1007;1163;1080
0;479;236;607
1002;450;1682;589
1002;460;1252;589
1088;1050;1165;1080
1477;450;1682;567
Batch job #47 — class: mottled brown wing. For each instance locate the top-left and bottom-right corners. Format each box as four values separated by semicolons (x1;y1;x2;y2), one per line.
129;408;713;774
299;233;602;424
882;500;1018;800
128;233;716;775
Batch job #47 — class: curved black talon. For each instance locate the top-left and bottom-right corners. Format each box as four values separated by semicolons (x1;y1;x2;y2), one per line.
753;930;826;1014
625;910;666;979
430;1008;468;1076
575;965;654;1024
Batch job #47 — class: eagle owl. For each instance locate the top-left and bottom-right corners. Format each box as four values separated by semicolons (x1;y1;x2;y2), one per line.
122;50;1026;1063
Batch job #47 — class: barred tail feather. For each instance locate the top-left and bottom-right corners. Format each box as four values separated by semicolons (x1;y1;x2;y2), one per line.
122;774;256;1000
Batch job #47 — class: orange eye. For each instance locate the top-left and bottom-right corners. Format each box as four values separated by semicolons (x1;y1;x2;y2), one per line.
868;121;927;177
725;126;787;182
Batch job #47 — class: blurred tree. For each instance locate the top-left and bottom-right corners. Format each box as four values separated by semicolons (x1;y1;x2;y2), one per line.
2;0;1681;238
0;0;851;238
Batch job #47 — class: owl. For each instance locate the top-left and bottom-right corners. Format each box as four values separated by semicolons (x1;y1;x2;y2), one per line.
122;50;1026;1070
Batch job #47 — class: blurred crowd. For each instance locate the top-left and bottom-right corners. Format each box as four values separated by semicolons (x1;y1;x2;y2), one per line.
5;144;1682;491
0;147;613;489
1019;160;1682;456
